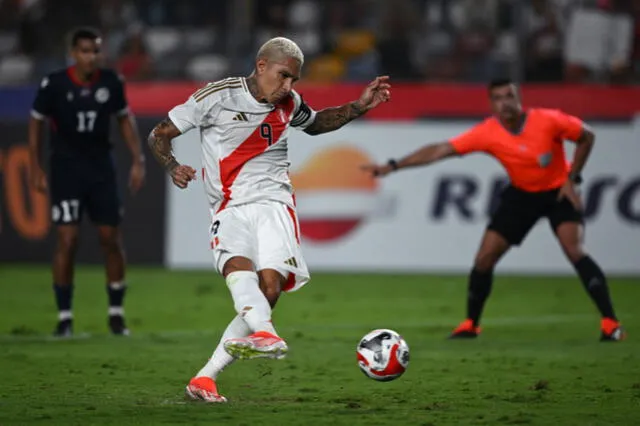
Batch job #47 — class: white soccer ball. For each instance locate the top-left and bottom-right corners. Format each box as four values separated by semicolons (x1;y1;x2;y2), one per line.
356;329;410;381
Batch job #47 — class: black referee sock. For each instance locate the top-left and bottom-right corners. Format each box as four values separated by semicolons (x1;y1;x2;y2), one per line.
53;283;74;320
573;256;617;320
467;268;494;326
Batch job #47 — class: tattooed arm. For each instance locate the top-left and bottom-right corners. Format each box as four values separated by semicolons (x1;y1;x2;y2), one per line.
303;76;391;136
147;117;181;174
304;101;366;136
147;117;197;188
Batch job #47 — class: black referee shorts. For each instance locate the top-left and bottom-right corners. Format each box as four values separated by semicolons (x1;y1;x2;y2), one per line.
488;184;583;246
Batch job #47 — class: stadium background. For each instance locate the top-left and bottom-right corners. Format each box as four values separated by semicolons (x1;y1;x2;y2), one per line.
1;0;639;273
1;2;640;425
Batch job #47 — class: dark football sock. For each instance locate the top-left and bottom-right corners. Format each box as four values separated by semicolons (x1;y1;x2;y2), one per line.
53;283;74;319
107;281;127;315
467;268;493;326
573;256;616;320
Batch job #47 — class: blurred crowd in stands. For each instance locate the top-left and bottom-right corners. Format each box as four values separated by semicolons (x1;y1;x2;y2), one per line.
0;0;639;85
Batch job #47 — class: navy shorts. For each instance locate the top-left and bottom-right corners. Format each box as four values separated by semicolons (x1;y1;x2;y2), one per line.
49;156;122;226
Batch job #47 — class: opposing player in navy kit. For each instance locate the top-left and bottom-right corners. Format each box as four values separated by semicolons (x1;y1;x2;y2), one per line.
28;28;146;337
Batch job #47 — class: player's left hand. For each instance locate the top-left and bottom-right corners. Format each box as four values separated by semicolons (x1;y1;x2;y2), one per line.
557;180;583;211
355;76;391;112
129;161;146;194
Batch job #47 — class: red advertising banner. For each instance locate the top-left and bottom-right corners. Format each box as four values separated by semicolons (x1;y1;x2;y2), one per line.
126;83;640;119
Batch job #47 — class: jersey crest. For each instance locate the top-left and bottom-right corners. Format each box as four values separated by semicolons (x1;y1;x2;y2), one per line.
95;87;110;103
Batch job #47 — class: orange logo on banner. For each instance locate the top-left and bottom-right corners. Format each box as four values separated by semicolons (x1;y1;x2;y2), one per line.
291;146;379;242
1;145;50;239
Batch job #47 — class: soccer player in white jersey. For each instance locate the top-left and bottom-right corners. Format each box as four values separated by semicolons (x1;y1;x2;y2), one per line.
147;37;391;402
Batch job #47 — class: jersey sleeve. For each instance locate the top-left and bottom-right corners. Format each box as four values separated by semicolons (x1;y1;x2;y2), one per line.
31;76;54;120
449;122;491;155
168;87;221;133
547;109;584;142
290;90;317;130
111;74;129;116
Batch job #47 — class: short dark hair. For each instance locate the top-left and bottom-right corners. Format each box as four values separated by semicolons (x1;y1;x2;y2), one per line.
69;27;101;48
487;78;515;92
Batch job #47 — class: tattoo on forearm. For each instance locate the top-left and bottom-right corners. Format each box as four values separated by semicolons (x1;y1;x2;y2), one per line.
304;102;365;135
147;118;180;175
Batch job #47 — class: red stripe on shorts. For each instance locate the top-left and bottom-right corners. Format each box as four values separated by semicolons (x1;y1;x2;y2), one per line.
283;272;296;292
286;206;300;244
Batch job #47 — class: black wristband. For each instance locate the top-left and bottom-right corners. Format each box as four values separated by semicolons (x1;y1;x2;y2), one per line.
570;173;583;185
388;159;399;171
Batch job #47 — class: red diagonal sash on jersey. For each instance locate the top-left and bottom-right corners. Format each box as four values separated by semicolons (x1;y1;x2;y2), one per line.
217;95;295;212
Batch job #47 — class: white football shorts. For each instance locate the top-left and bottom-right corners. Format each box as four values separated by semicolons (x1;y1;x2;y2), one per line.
209;200;310;292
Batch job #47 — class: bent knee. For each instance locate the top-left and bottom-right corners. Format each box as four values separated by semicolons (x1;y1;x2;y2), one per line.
222;256;254;277
57;234;79;253
99;234;122;253
563;245;585;264
474;252;500;273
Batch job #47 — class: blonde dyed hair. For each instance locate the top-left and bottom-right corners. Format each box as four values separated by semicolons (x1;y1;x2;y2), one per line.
256;37;304;65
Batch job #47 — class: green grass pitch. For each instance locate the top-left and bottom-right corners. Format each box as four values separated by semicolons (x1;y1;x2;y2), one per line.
0;265;638;425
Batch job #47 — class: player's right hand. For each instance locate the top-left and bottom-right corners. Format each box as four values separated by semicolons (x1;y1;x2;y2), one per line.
30;166;48;193
360;163;393;178
171;164;197;189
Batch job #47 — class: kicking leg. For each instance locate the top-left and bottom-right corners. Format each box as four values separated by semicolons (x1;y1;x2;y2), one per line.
186;266;287;402
97;225;129;335
555;222;625;341
192;270;285;379
52;225;79;337
221;257;288;360
450;230;511;339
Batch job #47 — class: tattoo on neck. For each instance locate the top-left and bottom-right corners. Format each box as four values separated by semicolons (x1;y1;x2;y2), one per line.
246;76;266;103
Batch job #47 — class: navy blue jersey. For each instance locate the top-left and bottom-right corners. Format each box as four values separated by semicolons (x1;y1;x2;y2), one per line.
31;66;128;160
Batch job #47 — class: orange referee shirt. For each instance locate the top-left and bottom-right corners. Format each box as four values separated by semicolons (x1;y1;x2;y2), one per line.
449;108;585;192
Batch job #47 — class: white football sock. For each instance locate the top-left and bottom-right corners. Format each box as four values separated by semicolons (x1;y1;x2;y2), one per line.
196;315;250;379
226;271;277;335
58;310;73;321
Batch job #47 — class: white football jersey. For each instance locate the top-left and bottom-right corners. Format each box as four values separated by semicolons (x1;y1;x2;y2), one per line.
168;77;316;212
